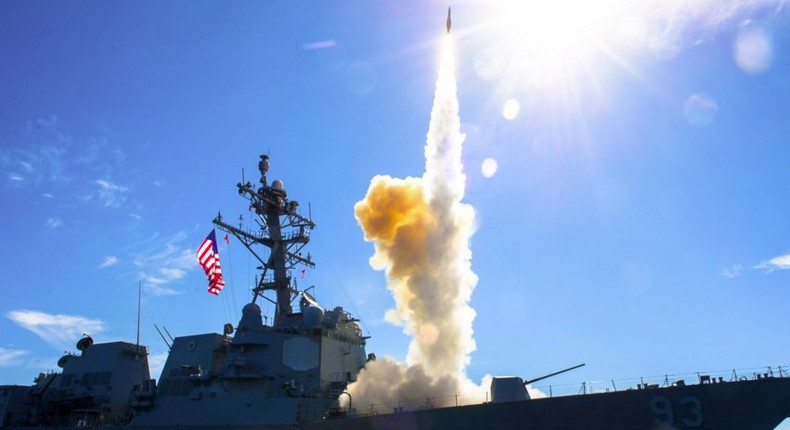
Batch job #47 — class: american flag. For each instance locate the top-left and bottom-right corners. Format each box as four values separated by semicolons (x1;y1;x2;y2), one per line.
197;229;225;295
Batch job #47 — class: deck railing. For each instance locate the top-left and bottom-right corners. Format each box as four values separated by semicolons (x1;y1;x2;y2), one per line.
343;365;788;417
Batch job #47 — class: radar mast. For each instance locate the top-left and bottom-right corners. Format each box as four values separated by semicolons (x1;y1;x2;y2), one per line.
213;155;315;326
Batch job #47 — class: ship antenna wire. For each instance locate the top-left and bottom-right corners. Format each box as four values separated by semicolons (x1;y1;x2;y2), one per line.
154;324;171;350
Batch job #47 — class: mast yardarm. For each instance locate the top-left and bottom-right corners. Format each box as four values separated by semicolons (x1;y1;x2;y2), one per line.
213;155;315;326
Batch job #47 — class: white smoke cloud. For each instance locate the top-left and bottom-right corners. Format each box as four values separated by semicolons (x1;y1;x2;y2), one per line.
350;35;484;409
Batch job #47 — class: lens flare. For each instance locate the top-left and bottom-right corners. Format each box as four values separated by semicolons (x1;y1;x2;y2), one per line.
734;24;774;73
684;94;719;127
502;99;520;120
481;158;499;178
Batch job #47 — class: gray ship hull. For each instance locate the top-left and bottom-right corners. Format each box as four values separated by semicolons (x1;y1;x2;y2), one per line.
86;377;787;430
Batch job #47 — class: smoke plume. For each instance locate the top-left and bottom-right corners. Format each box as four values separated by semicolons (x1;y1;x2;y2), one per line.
350;35;481;409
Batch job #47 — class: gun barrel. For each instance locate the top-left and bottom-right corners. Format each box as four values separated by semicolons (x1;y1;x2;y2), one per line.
524;363;586;386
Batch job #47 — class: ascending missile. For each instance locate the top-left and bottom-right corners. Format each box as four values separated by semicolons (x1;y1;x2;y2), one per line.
446;7;451;33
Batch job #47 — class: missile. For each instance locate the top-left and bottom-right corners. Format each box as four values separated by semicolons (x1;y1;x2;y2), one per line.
446;7;451;33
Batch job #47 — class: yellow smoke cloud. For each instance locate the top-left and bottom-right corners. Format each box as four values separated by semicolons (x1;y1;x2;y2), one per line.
354;176;435;279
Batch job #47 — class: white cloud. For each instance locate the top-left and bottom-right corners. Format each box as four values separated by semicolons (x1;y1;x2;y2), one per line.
35;115;58;129
303;40;337;50
99;255;119;268
754;254;790;272
94;179;129;207
2;118;130;208
141;282;181;297
720;264;743;279
0;347;29;366
46;217;63;229
7;310;104;349
147;352;169;380
133;231;196;296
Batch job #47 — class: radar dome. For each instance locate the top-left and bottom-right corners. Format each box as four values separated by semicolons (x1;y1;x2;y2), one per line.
238;303;263;330
304;306;325;328
272;179;284;190
76;335;93;351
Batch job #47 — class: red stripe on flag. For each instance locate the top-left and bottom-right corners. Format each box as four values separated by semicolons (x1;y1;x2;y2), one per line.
197;229;225;295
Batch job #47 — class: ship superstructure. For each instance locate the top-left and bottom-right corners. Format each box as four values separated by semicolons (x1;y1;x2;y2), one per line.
129;156;370;426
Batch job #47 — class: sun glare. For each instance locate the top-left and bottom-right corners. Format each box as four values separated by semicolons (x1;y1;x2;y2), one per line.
480;0;778;89
489;0;622;85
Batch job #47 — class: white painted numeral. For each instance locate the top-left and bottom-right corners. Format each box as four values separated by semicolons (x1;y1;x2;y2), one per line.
680;396;704;427
650;396;674;424
650;396;703;428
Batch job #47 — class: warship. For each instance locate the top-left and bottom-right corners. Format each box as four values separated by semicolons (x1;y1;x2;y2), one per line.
1;153;789;430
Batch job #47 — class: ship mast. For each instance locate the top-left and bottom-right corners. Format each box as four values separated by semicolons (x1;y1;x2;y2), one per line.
213;155;315;326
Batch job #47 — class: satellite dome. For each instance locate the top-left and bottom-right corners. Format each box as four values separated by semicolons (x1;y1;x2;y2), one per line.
304;306;325;328
272;179;284;190
238;303;263;330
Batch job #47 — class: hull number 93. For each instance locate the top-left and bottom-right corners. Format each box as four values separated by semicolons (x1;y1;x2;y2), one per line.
650;396;704;428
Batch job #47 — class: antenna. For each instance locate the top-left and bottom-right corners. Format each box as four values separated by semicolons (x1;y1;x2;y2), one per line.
163;326;175;343
212;153;316;326
136;281;141;350
154;324;171;350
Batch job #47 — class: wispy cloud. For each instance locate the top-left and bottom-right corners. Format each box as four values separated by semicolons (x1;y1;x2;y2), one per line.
99;255;119;268
303;40;337;50
46;217;63;229
31;115;58;130
2;117;131;210
754;253;790;272
141;283;181;296
720;264;743;279
134;231;196;296
7;310;104;349
147;352;169;380
94;179;129;207
0;347;29;366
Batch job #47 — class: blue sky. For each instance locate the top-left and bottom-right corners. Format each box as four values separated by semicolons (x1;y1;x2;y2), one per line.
1;0;789;408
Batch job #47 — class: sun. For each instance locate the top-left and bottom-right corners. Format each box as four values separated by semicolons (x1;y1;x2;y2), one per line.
481;0;654;88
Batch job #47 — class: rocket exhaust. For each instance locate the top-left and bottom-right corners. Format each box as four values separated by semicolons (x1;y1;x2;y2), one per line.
350;23;482;408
